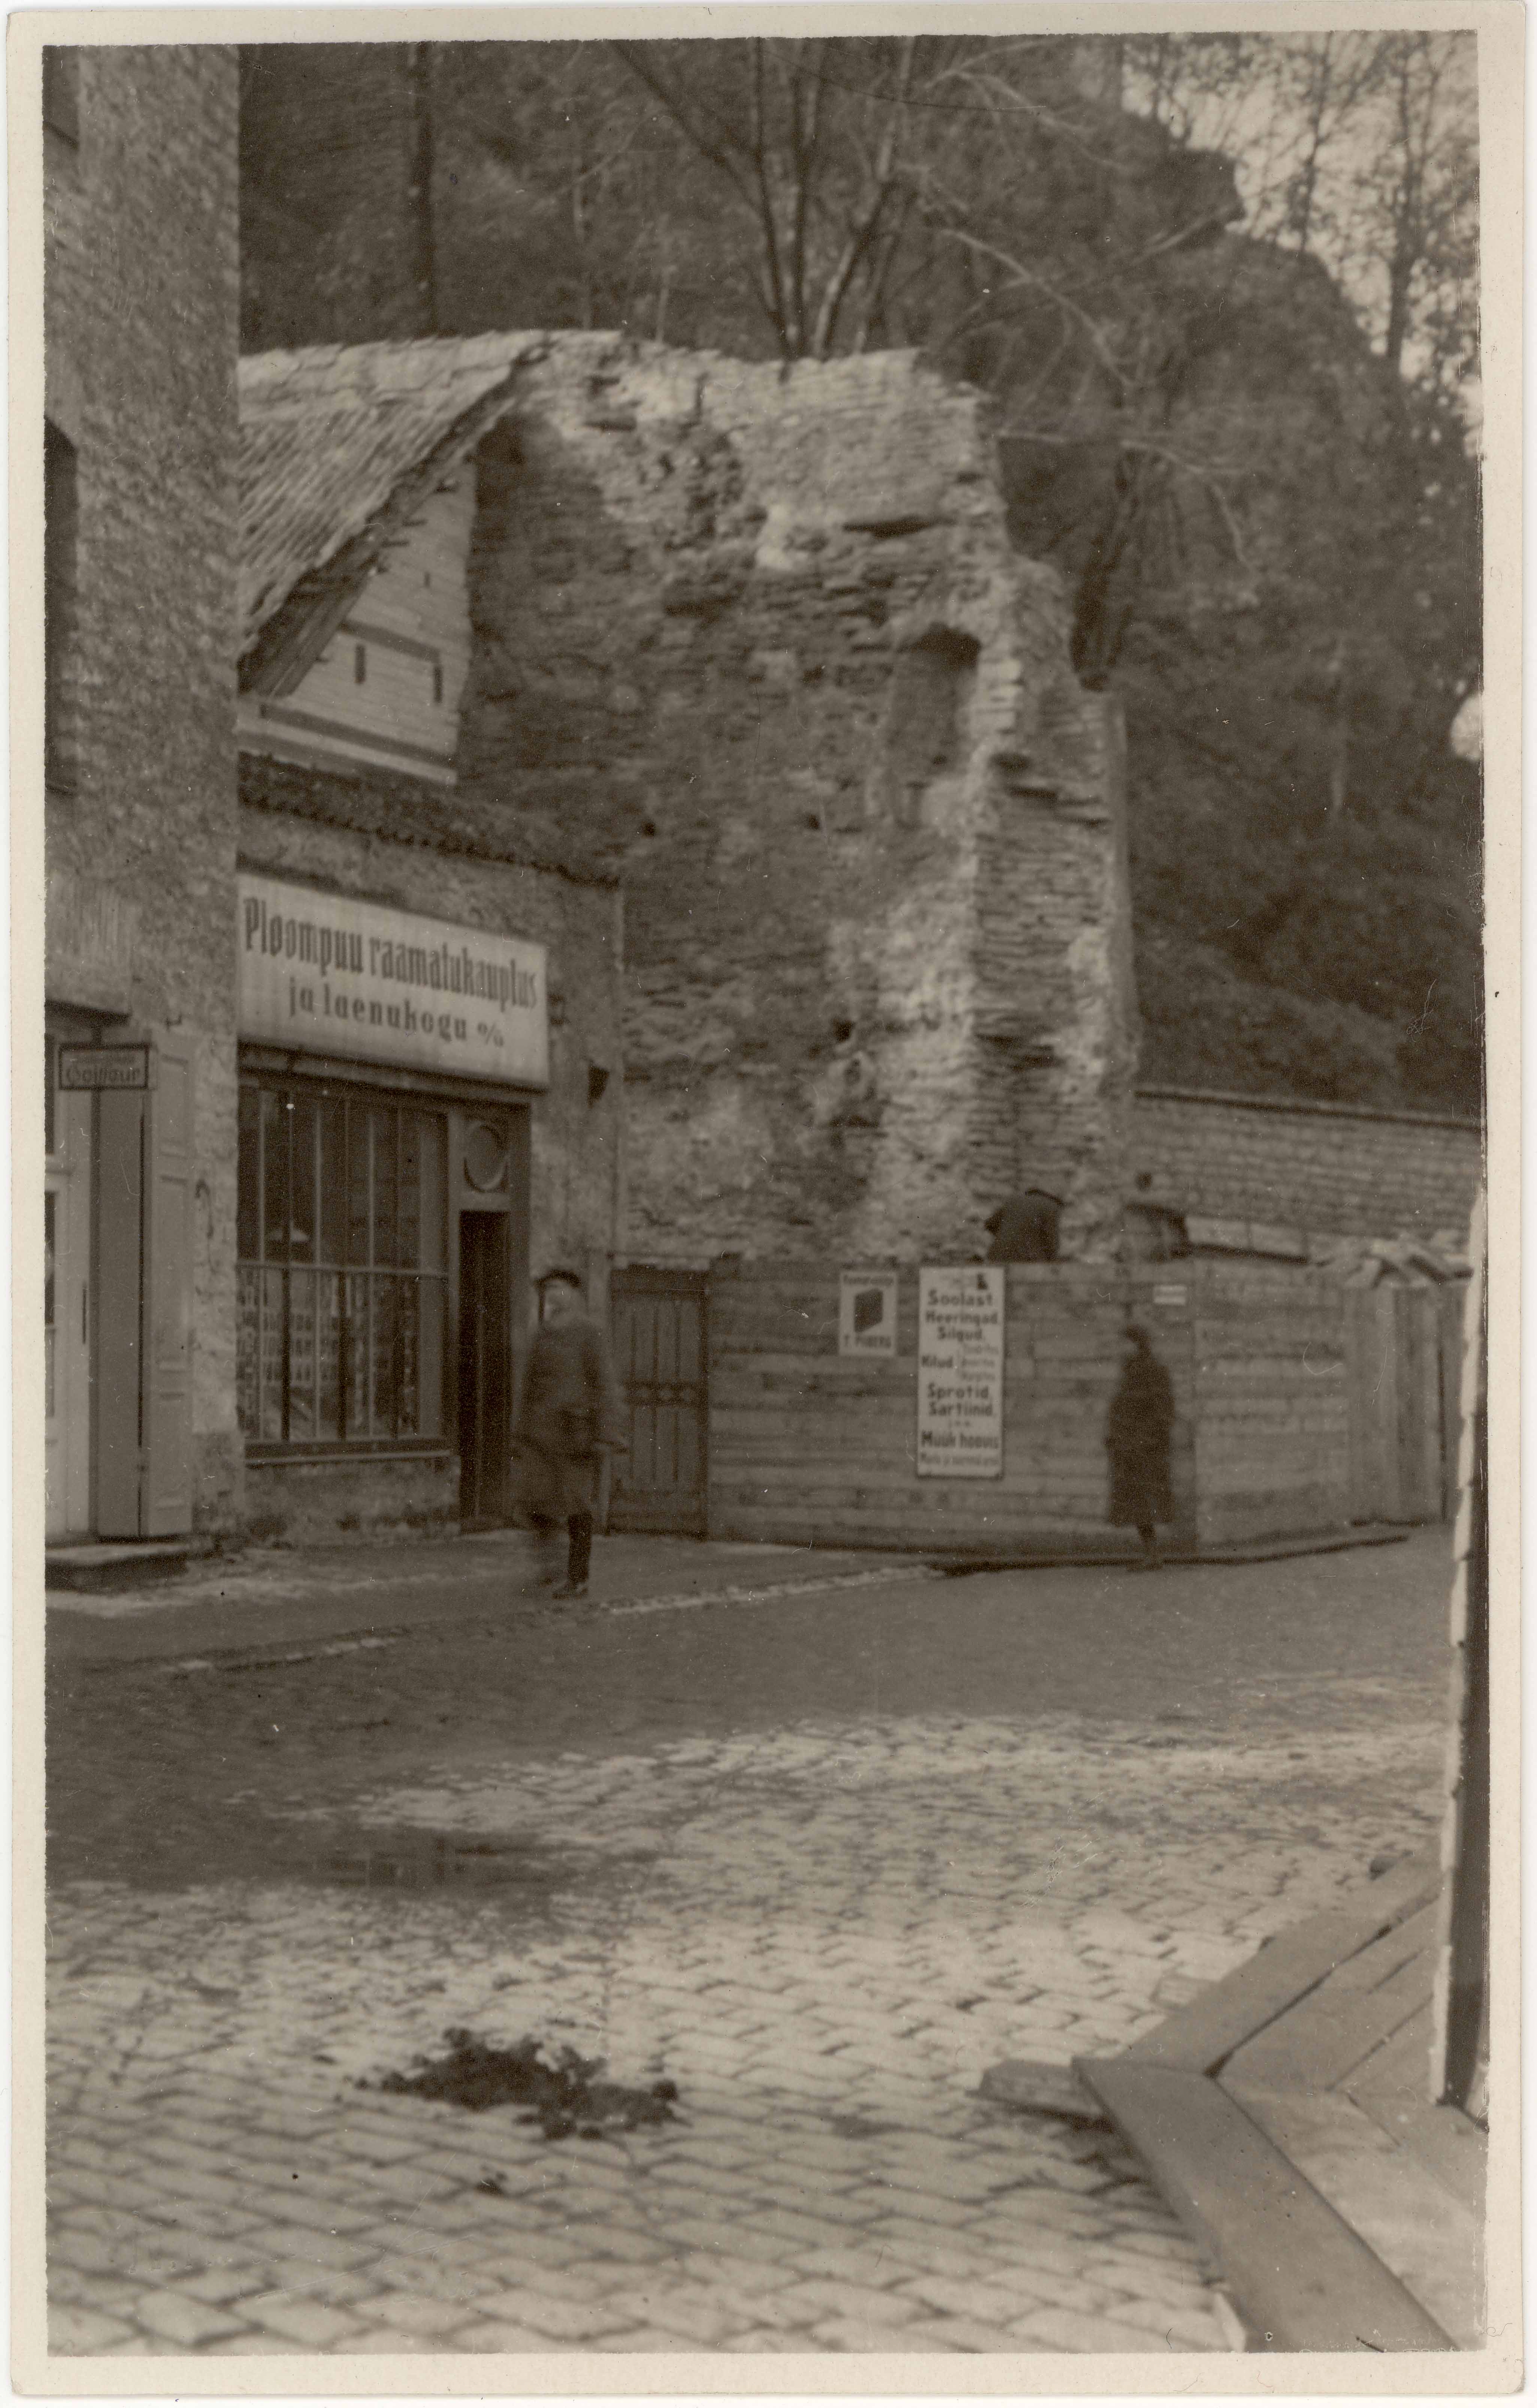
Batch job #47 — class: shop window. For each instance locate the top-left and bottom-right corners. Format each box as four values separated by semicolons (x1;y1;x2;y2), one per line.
237;1082;447;1449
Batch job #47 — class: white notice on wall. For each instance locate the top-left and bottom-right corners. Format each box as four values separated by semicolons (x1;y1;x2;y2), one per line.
839;1270;899;1357
917;1266;1005;1479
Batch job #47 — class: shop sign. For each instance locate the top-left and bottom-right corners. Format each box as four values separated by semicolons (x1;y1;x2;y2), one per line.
838;1269;899;1357
58;1044;153;1091
917;1266;1004;1479
237;873;548;1089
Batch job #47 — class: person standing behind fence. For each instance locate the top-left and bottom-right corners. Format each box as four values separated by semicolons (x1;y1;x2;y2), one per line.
512;1269;626;1600
1105;1323;1176;1568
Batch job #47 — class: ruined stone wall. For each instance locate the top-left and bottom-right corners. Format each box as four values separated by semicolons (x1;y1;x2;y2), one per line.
45;45;241;1526
458;334;1135;1263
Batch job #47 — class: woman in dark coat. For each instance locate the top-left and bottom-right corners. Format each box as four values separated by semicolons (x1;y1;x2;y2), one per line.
1105;1323;1176;1566
512;1270;626;1599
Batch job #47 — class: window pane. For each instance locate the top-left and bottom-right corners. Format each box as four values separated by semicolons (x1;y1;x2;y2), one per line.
45;1040;55;1159
237;1087;260;1259
399;1116;423;1270
372;1111;398;1269
415;1114;447;1270
418;1278;445;1439
347;1106;371;1266
345;1272;370;1434
236;1264;260;1438
288;1270;316;1438
259;1269;285;1439
315;1271;341;1441
317;1097;345;1267
370;1275;398;1435
262;1090;290;1263
290;1096;316;1264
396;1281;419;1435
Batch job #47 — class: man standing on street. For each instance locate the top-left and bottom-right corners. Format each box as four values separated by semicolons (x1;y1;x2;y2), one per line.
1105;1322;1176;1568
512;1269;626;1599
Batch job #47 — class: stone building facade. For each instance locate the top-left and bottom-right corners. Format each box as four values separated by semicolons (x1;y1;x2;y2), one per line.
41;63;625;1551
232;757;624;1543
43;44;242;1543
240;331;1138;1272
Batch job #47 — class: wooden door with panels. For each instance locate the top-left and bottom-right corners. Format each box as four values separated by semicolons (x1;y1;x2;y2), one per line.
608;1267;709;1536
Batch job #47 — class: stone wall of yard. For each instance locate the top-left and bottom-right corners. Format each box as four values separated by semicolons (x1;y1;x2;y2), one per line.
1132;1086;1481;1244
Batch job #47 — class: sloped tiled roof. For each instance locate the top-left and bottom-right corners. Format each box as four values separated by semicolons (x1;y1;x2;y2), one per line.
239;333;546;655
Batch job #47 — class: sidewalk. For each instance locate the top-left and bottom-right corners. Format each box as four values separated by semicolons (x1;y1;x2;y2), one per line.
1077;1854;1485;2351
46;1529;938;1667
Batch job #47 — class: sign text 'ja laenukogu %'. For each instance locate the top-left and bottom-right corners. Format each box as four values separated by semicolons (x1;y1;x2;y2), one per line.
237;874;549;1090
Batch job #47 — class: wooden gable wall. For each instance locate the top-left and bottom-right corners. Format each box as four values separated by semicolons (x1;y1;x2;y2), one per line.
240;475;475;785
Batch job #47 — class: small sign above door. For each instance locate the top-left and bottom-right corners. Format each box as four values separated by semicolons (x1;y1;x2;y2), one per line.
58;1044;154;1091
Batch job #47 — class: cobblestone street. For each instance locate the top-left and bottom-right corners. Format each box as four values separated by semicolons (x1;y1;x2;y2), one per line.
45;1529;1452;2360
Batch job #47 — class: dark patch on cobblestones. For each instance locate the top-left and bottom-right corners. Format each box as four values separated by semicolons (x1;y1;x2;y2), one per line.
371;2028;681;2139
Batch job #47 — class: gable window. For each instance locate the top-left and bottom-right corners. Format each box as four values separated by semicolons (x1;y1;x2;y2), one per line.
45;421;78;792
43;48;79;144
354;642;367;685
237;1081;448;1449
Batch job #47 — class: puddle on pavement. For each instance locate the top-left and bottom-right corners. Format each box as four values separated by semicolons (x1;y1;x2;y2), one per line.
48;1811;651;1903
368;2028;681;2139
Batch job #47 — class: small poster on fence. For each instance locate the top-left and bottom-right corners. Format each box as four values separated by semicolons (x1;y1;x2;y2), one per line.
838;1269;899;1357
917;1266;1005;1479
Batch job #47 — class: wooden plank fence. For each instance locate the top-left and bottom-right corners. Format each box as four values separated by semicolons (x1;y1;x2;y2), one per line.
693;1256;1463;1554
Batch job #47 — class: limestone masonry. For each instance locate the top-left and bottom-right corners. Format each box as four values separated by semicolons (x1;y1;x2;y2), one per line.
444;333;1138;1263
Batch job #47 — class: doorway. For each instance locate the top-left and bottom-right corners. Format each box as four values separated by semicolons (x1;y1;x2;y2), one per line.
608;1266;708;1535
458;1211;510;1528
45;1045;93;1540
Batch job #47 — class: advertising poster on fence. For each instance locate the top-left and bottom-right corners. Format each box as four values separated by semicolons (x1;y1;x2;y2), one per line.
917;1267;1005;1479
838;1269;899;1358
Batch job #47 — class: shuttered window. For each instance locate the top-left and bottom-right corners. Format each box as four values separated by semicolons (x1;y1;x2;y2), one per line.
237;1079;447;1449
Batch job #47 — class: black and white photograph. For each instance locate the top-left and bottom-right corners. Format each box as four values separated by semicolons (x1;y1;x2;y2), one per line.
17;3;1516;2383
